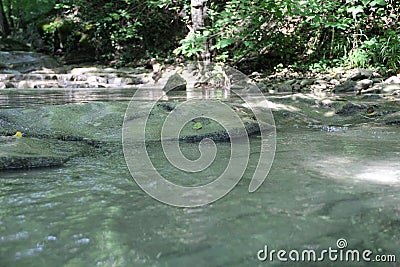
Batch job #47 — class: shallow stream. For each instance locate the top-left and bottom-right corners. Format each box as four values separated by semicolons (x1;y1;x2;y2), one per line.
0;89;399;266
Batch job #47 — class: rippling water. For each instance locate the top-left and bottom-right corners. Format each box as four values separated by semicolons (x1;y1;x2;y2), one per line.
0;90;399;266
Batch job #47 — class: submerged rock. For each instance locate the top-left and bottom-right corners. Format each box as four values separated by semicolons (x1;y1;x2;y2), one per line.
124;100;273;142
162;73;187;92
0;101;272;144
336;102;366;115
0;102;127;143
0;136;89;170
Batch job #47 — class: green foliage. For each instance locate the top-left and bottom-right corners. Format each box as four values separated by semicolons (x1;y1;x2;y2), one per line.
4;0;399;70
171;0;399;71
17;0;186;63
345;48;370;68
174;31;207;57
192;121;203;130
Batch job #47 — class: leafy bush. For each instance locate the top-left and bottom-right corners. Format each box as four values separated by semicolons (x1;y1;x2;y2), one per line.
3;0;398;70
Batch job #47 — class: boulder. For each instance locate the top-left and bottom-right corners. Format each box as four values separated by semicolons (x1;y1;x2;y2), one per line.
0;102;127;143
349;69;374;81
383;84;400;94
162;73;187;92
0;101;273;144
336;102;366;115
273;83;292;92
124;100;274;143
300;78;315;87
384;76;400;84
355;79;374;93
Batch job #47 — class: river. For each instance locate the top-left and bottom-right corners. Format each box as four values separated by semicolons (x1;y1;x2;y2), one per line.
0;89;399;266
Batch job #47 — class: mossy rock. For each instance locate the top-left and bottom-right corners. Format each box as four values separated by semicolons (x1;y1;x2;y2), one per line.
0;136;90;170
0;102;127;143
0;101;274;145
124;100;273;143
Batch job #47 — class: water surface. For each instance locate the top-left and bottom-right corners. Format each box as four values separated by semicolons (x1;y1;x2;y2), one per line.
0;90;399;266
0;89;400;267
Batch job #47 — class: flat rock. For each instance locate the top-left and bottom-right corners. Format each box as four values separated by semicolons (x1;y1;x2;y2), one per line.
384;76;400;84
124;100;273;143
0;101;273;144
163;73;187;92
355;79;374;92
0;102;127;143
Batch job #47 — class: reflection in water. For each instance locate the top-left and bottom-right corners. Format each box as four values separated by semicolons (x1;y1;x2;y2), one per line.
0;87;235;108
0;88;136;108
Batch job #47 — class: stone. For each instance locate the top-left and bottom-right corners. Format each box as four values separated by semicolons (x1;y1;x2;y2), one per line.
124;100;273;143
383;84;400;93
5;82;15;88
354;79;373;92
256;82;268;92
333;80;357;93
315;79;328;85
0;137;89;170
293;84;301;92
349;69;374;81
273;83;293;92
285;79;297;85
384;76;400;84
360;84;382;94
329;79;340;86
0;101;272;144
311;84;327;92
383;111;400;125
162;73;187;92
336;102;366;115
300;78;314;87
0;51;58;73
0;102;127;143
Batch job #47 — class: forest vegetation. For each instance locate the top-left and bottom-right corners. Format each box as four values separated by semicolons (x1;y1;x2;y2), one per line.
0;0;399;74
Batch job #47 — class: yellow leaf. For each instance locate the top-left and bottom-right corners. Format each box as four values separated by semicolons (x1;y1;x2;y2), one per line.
13;131;23;138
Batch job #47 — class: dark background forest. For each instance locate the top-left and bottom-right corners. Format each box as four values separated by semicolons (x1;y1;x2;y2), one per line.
0;0;399;74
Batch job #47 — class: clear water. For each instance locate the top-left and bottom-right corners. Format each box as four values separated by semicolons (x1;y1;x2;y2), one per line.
0;88;137;108
0;90;399;266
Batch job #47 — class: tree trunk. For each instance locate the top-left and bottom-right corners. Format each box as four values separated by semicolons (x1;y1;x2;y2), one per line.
0;0;10;37
191;0;210;63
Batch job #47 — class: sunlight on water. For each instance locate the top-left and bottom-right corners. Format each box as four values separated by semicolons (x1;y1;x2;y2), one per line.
355;163;400;184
